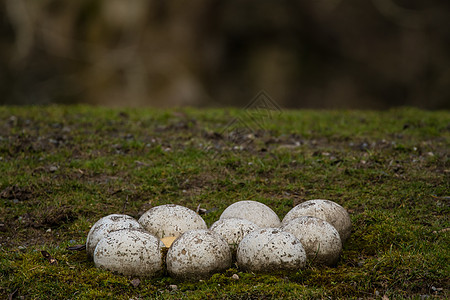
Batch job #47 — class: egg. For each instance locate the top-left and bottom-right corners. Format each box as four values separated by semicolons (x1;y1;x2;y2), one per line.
166;229;232;279
93;229;164;277
236;227;307;273
138;204;207;239
86;214;143;258
210;218;259;253
220;200;281;228
282;199;352;242
282;216;342;266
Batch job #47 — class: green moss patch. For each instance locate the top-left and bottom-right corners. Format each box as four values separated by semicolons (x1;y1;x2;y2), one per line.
0;106;448;298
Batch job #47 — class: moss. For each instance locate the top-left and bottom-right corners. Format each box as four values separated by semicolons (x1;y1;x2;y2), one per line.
0;106;449;298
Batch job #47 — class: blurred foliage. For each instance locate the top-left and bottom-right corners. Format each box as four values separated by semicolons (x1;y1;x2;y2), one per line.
0;0;449;108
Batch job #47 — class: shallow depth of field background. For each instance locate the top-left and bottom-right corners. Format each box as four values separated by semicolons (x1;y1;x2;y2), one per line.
1;0;449;109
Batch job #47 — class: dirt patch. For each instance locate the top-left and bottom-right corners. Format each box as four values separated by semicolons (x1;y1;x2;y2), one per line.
0;205;78;247
0;185;33;202
21;205;77;229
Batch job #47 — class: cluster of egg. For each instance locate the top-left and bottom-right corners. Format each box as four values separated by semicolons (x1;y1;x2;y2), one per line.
87;200;351;279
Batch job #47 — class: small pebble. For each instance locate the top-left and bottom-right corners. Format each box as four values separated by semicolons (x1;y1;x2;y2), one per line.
49;166;58;172
130;278;140;287
169;284;178;291
231;274;239;280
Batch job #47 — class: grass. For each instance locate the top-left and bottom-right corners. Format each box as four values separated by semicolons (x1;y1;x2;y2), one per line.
0;105;448;299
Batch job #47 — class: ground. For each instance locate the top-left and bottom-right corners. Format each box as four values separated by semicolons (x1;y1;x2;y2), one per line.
0;106;448;299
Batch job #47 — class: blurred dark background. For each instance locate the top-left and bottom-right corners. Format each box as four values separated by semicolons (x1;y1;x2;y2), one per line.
0;0;449;109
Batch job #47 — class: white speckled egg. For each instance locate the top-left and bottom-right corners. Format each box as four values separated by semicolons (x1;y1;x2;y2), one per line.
93;229;164;277
236;227;306;273
210;218;259;252
282;199;352;242
220;201;281;228
166;229;232;279
86;214;143;258
282;216;342;266
138;204;207;239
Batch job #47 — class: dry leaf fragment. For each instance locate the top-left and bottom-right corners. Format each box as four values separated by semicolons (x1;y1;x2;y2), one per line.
67;244;86;251
41;250;58;264
130;278;140;287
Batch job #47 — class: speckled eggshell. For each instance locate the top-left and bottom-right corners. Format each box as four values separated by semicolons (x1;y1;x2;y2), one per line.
282;199;352;242
236;227;307;273
219;201;281;228
282;216;342;266
93;229;164;277
138;204;207;239
86;214;143;258
166;229;232;279
210;218;259;252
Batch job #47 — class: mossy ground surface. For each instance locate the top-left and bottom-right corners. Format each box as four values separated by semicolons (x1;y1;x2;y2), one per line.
0;106;448;299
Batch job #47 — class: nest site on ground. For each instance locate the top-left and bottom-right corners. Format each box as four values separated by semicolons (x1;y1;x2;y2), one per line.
86;199;352;280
